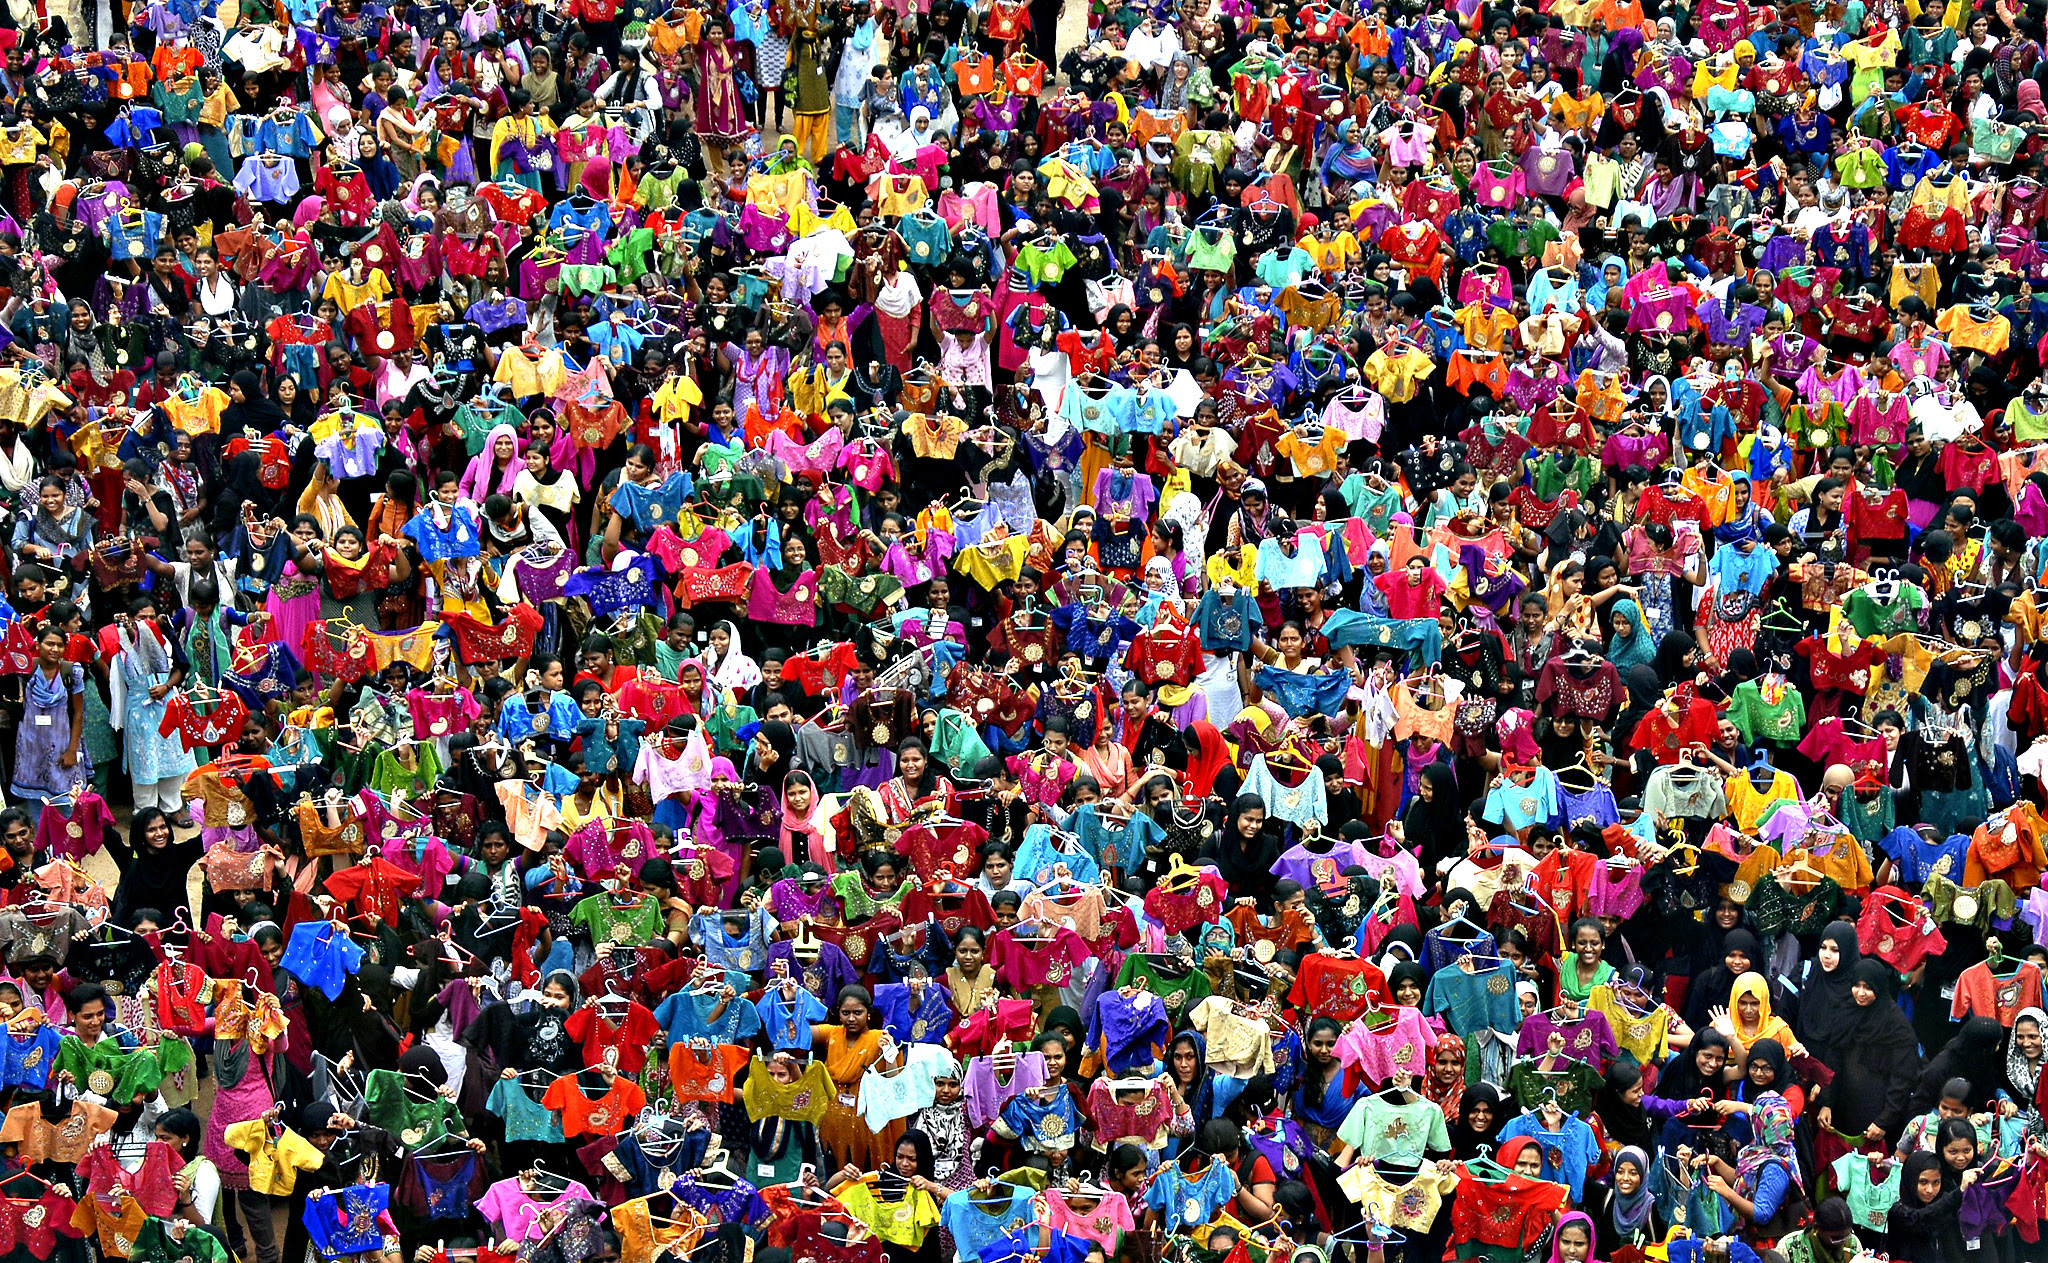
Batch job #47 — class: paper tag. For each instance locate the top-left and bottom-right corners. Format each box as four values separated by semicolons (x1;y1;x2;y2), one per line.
758;1164;778;1179
33;715;49;727
838;1093;857;1108
1941;983;1958;1002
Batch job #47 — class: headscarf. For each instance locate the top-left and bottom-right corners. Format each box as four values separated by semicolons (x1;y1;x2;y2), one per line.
751;719;796;784
1494;1135;1539;1171
1729;971;1796;1048
1745;1037;1790;1095
1606;598;1655;671
779;770;830;870
460;423;525;502
1403;764;1466;868
1214;795;1282;892
704;622;764;692
1899;1150;1945;1206
222;370;287;434
1171;1031;1216;1128
1546;1213;1596;1263
1614;663;1667;747
1376;925;1424;972
1596;1063;1656;1152
1386;961;1427;1006
1925;1016;2006;1109
1184;721;1231;797
2007;1007;2048;1103
1608;1148;1655;1232
1656;1027;1732;1102
1734;1091;1800;1196
1844;957;1920;1054
1796;921;1862;1067
1422;1032;1465;1116
1652;629;1698;684
1042;1006;1085;1059
1448;1082;1505;1157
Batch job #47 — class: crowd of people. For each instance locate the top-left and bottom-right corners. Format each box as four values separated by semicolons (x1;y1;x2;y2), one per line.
5;0;2048;1258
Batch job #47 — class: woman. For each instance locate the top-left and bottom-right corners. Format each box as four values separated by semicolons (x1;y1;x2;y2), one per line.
693;22;751;170
1914;1017;2007;1115
156;1108;222;1230
13;626;88;820
108;808;204;924
1702;1092;1806;1243
1420;1032;1466;1116
1397;763;1465;873
2003;1008;2047;1141
1292;1016;1358;1152
1794;921;1864;1070
1815;959;1924;1145
296;461;355;540
778;769;833;869
105;609;195;824
1548;1212;1598;1263
813;986;903;1167
466;970;583;1075
203;952;288;1263
1077;715;1135;800
879;739;955;825
1560;918;1618;1004
1163;1032;1216;1156
1207;794;1283;910
824;1129;946;1256
702;621;764;696
1887;1149;1970;1263
1735;1038;1808;1118
1448;1081;1507;1158
458;425;524;506
1717;971;1802;1060
746;719;797;789
1595;1062;1657;1156
1644;1028;1741;1145
946;928;994;1017
1607;597;1656;672
1183;721;1232;800
1585;1146;1663;1256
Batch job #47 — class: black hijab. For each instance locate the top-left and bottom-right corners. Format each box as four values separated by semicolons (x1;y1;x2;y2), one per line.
1214;793;1284;901
1843;957;1920;1053
1317;757;1361;833
1596;1062;1656;1151
1400;764;1465;868
1919;1016;2006;1111
1448;1081;1505;1157
1615;664;1665;745
1652;629;1698;685
222;370;288;434
1656;1027;1733;1102
1795;921;1864;1069
1386;961;1427;1007
1743;1037;1790;1098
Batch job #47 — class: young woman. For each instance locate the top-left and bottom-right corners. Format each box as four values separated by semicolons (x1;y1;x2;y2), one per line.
13;626;88;820
1292;1016;1359;1152
813;986;903;1168
1887;1149;1971;1263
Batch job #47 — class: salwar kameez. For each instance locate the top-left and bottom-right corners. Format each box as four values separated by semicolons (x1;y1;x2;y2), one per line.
12;664;88;806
